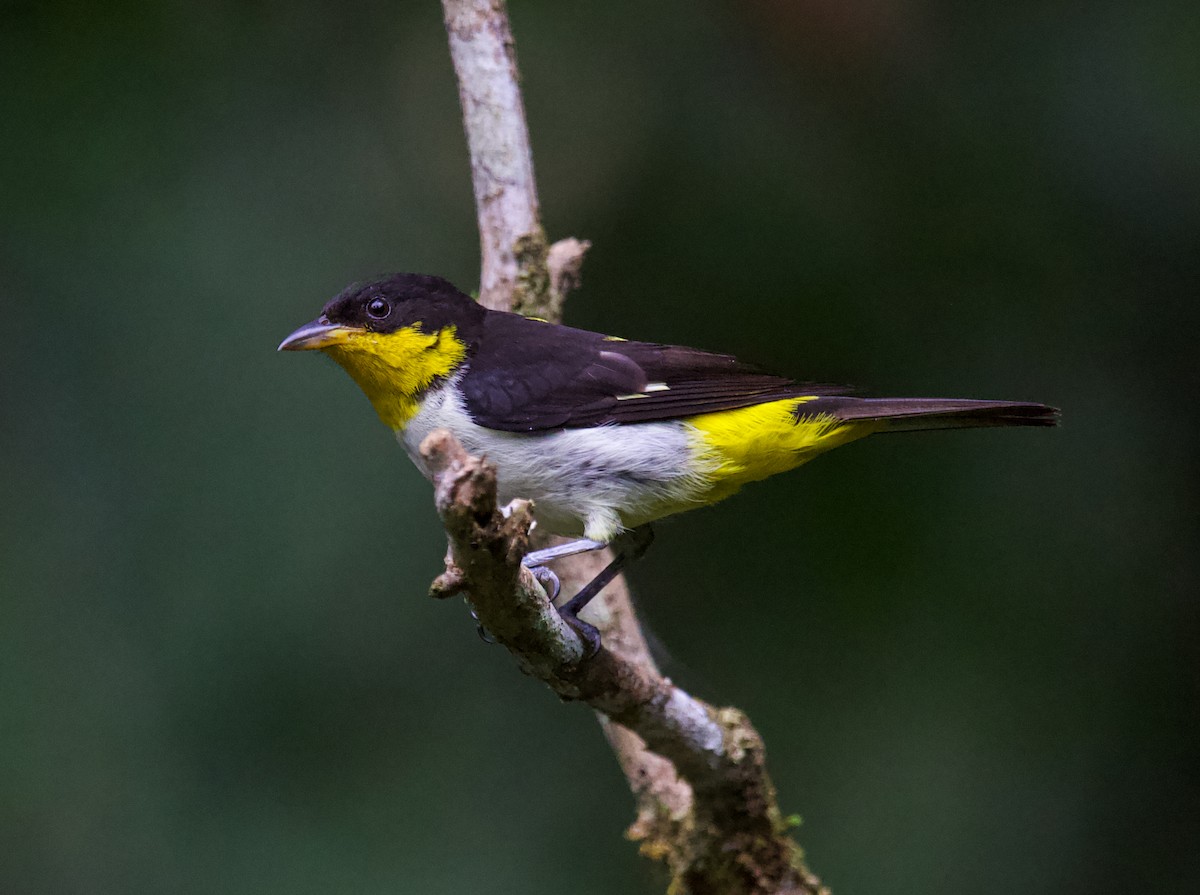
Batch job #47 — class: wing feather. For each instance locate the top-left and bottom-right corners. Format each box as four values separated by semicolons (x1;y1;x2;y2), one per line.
458;312;841;432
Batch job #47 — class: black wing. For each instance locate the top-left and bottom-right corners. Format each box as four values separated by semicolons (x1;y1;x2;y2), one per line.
458;312;841;432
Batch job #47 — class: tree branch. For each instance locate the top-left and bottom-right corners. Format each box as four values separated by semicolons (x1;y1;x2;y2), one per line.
437;1;826;891
422;431;825;894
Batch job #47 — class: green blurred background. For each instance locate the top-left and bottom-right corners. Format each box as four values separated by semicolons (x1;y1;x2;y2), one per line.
2;1;1197;892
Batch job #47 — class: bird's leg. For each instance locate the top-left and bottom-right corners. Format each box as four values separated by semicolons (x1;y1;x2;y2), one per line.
476;527;654;652
550;525;655;658
522;537;608;567
528;565;561;602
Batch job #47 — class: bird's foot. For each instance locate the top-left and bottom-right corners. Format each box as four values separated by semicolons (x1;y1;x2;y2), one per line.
529;564;561;602
557;608;602;660
515;526;655;659
470;607;496;645
525;551;600;657
551;525;655;659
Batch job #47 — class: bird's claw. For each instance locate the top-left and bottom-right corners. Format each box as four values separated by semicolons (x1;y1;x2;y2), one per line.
529;565;561;602
470;607;497;645
468;565;561;647
559;611;602;659
527;563;597;658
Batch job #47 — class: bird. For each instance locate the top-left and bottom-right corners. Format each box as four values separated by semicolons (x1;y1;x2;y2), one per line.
279;273;1057;652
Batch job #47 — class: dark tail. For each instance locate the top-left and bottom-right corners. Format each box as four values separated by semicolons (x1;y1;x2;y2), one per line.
802;396;1060;432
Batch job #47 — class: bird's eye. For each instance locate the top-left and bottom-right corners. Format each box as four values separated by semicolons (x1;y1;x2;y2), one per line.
366;297;390;319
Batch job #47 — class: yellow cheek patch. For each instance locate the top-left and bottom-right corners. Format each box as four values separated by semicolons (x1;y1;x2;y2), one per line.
323;324;467;430
686;397;879;502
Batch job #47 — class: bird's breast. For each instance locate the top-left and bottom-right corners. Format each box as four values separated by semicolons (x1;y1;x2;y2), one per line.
400;382;707;537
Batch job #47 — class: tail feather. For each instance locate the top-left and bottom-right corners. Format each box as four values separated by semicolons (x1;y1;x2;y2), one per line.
800;396;1060;432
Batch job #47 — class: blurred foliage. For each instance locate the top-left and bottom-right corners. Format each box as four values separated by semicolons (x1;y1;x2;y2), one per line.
1;1;1197;893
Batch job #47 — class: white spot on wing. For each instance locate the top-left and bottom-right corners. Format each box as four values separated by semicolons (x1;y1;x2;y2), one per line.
615;382;670;400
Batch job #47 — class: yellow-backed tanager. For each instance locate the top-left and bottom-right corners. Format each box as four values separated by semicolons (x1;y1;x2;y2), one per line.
280;273;1057;650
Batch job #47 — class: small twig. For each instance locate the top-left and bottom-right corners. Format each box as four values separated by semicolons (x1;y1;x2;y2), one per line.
545;236;592;321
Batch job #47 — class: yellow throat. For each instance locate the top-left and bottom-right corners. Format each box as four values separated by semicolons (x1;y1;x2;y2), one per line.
322;324;467;430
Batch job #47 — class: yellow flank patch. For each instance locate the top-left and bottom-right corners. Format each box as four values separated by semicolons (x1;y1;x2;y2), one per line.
687;398;880;504
321;324;467;430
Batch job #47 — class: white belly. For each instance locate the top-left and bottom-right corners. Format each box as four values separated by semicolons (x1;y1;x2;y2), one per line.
400;383;707;540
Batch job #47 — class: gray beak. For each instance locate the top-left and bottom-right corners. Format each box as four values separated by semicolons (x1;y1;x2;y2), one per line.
277;318;357;351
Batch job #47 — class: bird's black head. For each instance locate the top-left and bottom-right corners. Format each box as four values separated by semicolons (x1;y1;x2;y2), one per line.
277;272;488;353
320;273;486;337
278;273;490;429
